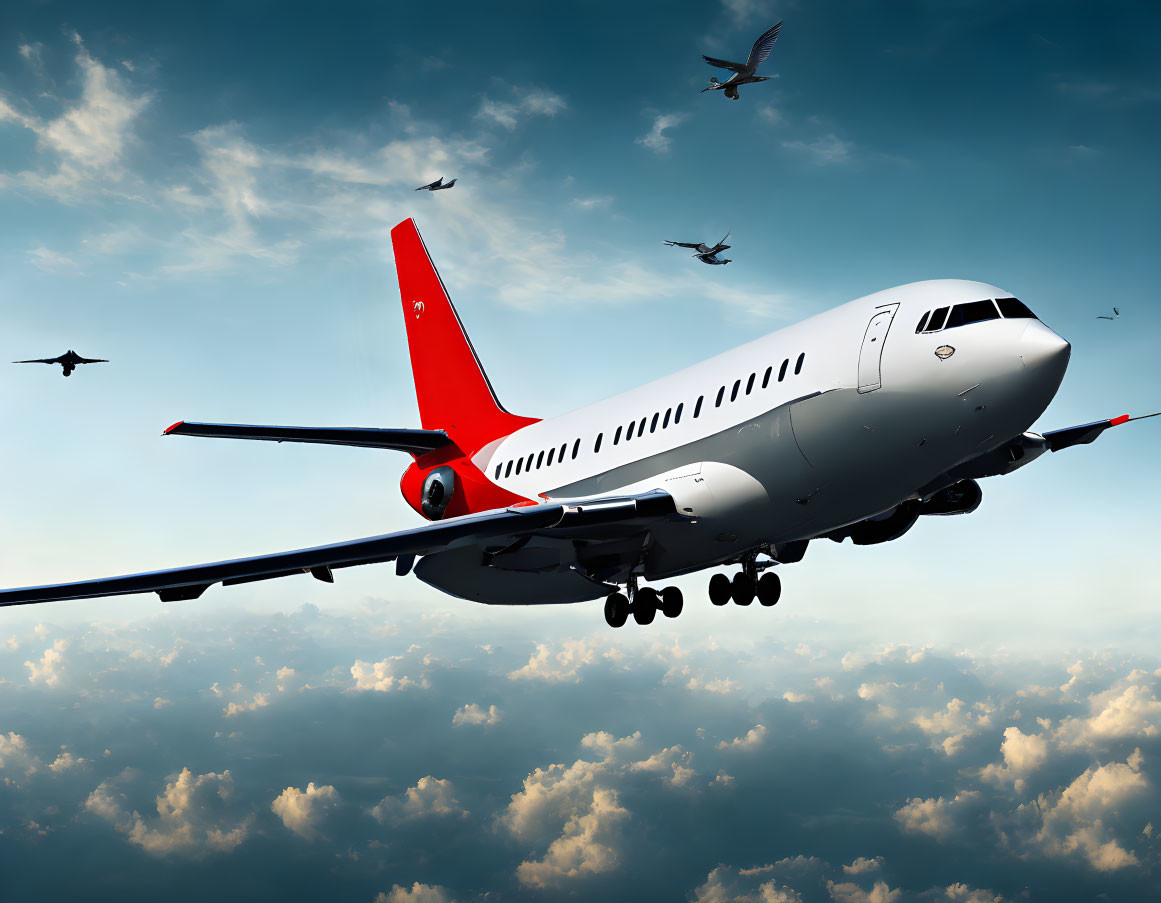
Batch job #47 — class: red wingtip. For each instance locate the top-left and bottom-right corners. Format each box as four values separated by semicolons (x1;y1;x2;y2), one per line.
1110;414;1131;427
163;420;184;434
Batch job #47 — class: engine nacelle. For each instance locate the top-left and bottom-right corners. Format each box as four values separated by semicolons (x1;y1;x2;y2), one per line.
828;500;922;546
921;479;982;516
420;466;456;519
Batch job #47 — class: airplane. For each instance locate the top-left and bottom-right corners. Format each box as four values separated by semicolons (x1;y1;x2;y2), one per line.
12;349;109;377
415;177;457;191
1;218;1156;628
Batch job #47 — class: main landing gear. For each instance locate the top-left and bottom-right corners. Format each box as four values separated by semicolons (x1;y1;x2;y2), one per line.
604;579;684;629
708;556;781;608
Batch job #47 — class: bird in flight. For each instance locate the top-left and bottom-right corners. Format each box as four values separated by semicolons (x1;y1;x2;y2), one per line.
415;177;457;192
664;231;733;265
1096;307;1120;320
13;349;109;377
702;22;782;100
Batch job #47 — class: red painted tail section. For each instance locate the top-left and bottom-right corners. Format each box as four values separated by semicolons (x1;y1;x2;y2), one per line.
390;219;538;455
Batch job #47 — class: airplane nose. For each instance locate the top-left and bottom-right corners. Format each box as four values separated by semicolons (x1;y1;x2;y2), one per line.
1019;320;1071;387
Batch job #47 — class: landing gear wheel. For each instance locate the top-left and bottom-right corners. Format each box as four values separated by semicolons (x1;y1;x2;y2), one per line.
757;572;781;607
604;592;630;628
633;587;658;625
731;573;755;606
660;587;684;619
709;573;731;606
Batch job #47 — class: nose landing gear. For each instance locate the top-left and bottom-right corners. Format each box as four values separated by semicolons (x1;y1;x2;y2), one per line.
603;579;685;628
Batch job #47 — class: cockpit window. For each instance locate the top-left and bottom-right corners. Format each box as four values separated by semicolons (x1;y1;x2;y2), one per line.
996;297;1036;319
944;299;999;329
916;311;930;333
926;307;949;331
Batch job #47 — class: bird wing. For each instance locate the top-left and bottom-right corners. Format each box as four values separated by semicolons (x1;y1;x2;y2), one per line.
1096;316;1113;319
713;230;732;250
13;358;59;365
702;55;747;73
745;22;783;70
664;241;703;249
415;178;442;191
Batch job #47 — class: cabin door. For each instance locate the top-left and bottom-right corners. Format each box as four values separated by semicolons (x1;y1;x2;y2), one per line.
857;304;899;393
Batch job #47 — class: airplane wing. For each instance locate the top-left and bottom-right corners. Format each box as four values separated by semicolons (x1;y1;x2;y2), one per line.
76;357;109;364
745;22;783;70
663;241;703;249
701;55;747;73
12;358;59;364
0;490;679;607
415;178;442;191
163;421;454;455
1043;412;1159;452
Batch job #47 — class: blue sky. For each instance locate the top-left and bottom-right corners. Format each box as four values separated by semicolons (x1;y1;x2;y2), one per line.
1;1;1160;899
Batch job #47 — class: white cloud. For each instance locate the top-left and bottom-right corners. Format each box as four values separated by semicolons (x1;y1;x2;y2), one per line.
271;782;341;839
690;864;803;903
47;750;88;773
825;880;901;903
757;105;783;126
26;246;82;273
0;732;41;778
912;698;994;756
452;703;501;727
476;89;566;130
1020;750;1146;871
717;724;767;751
0;33;150;200
514;787;629;888
508;639;605;683
374;884;457;903
782;691;810;704
351;656;423;692
223;691;269;717
87;767;252;855
893;791;980;840
636;113;688;154
935;885;1006;903
781;134;854;166
842;857;882;875
979;727;1049;792
570;195;613;211
25;639;67;686
1056;671;1161;747
370;776;466;823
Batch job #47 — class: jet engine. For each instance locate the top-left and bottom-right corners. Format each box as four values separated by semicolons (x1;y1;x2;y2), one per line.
419;466;456;520
920;479;982;516
828;499;922;546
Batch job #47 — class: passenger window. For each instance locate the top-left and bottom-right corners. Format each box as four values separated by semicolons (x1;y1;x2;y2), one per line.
614;426;622;445
594;433;602;453
916;311;930;333
927;307;949;331
945;300;999;329
715;387;725;407
572;439;580;459
494;464;501;479
625;421;634;442
559;442;567;462
675;403;683;424
778;359;788;381
526;453;534;471
547;448;555;466
762;366;772;389
795;353;805;375
730;379;740;402
746;373;755;394
996;297;1036;319
638;417;647;436
663;408;671;429
515;458;522;475
694;396;704;418
650;413;659;433
505;460;513;477
536;451;544;469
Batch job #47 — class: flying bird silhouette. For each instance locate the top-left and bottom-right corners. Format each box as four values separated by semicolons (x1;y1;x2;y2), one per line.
415;177;457;191
702;22;782;100
664;231;732;265
13;349;109;377
1096;307;1120;320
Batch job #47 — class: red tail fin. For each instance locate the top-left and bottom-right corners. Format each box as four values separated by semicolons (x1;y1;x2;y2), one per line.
390;219;538;454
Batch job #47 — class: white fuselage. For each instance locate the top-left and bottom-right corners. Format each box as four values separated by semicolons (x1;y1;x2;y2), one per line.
473;280;1070;583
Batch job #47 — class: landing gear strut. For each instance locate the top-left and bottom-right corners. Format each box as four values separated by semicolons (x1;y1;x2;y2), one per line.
604;580;684;628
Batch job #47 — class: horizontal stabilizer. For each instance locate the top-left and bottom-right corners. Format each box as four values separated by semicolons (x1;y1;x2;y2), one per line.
163;421;453;455
1043;412;1159;452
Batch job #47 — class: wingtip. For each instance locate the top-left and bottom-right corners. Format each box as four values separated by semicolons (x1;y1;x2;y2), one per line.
163;420;184;435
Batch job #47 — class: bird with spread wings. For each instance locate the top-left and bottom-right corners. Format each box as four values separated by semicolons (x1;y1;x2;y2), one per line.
12;349;108;377
663;231;733;265
701;22;782;100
